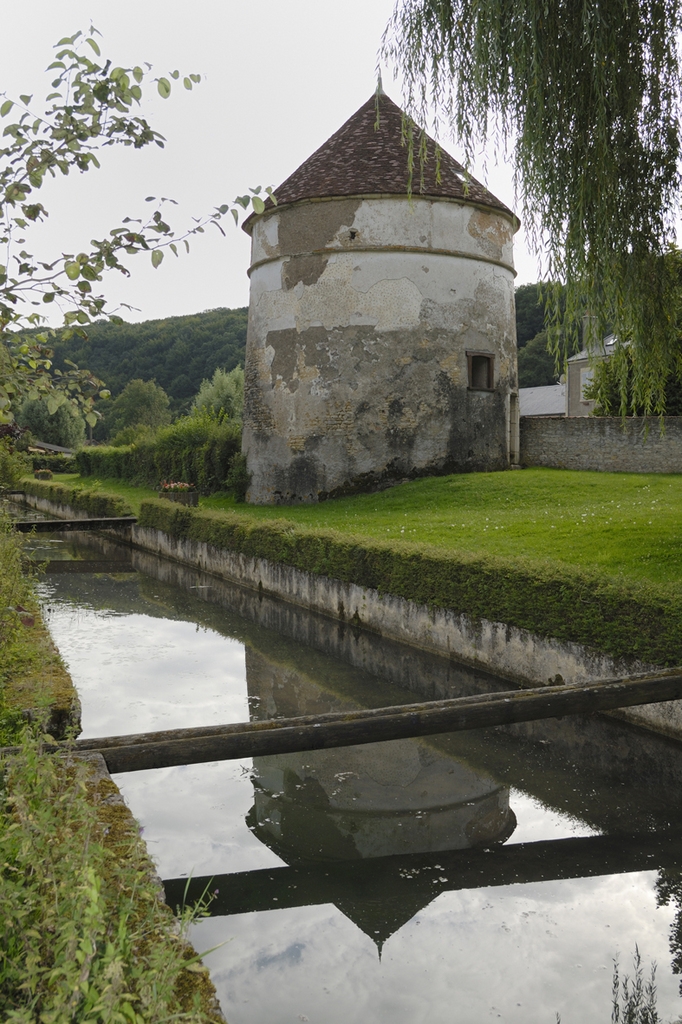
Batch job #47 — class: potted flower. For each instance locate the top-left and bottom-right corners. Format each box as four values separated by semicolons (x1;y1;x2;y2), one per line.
158;480;199;506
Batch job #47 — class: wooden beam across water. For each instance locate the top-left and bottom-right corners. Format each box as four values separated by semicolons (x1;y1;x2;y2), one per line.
55;669;682;773
12;516;136;533
163;829;682;918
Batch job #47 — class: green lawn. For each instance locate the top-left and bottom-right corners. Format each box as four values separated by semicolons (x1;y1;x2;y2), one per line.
54;474;158;515
57;468;682;587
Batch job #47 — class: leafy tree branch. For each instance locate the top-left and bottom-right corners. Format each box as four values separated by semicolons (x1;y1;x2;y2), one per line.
0;27;273;426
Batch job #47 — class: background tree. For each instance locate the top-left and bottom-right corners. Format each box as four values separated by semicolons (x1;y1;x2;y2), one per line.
17;397;86;449
104;378;171;440
517;332;559;388
383;0;681;412
515;284;546;350
191;365;244;422
0;28;272;426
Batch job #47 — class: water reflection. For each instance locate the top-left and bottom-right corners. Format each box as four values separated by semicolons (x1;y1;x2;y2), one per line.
245;647;515;864
17;515;682;1022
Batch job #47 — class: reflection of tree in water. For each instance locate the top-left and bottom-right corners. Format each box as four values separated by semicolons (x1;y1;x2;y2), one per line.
610;949;661;1024
656;869;682;994
556;948;660;1024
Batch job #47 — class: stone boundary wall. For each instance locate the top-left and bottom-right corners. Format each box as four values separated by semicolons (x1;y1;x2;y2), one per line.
520;415;682;473
18;491;682;744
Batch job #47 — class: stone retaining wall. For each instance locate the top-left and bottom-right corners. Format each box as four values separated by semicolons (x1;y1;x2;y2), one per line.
520;415;682;473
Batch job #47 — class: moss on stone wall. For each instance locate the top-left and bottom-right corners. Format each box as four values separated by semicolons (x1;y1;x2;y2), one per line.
138;497;682;668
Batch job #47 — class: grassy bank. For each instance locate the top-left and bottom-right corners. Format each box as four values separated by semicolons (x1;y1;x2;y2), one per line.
0;511;224;1021
50;467;682;585
0;513;79;744
1;733;223;1021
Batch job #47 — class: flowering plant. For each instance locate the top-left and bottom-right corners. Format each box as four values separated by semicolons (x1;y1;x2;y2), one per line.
159;480;195;492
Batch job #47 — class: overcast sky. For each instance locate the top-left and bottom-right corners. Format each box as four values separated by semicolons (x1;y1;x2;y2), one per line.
2;0;539;325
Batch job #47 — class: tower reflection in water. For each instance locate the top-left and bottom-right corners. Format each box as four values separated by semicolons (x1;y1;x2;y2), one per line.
243;648;516;947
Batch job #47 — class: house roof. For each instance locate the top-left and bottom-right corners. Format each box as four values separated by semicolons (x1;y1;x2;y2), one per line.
567;334;618;363
244;91;516;232
519;384;566;417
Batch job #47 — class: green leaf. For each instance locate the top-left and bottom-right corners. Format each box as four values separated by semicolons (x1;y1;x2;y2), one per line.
19;95;32;106
1;100;13;117
85;38;101;56
151;249;164;268
231;208;239;226
64;262;80;281
169;242;178;256
157;78;171;99
190;73;201;83
183;77;192;91
85;411;97;427
251;195;266;215
133;66;144;83
46;397;59;415
170;70;180;80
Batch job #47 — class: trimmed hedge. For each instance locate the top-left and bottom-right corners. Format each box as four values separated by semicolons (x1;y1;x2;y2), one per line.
30;454;76;473
22;480;134;519
138;497;682;668
75;417;241;494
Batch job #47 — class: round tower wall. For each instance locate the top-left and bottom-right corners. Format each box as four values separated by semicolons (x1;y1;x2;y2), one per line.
243;196;518;504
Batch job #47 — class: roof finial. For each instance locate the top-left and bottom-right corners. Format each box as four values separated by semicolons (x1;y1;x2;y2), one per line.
376;71;384;97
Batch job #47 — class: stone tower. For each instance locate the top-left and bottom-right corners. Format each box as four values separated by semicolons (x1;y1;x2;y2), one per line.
242;91;519;504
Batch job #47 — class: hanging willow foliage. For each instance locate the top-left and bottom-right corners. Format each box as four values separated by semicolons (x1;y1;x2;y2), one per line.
382;0;682;413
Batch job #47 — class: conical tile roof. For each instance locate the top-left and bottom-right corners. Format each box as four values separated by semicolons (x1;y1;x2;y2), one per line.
249;92;514;222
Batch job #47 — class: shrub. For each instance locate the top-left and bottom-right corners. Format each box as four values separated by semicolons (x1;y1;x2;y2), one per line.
76;415;242;494
22;481;134;519
225;451;250;502
31;453;76;473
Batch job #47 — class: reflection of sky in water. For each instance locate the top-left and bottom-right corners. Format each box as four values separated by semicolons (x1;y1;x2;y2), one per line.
38;572;682;1024
191;873;676;1024
40;603;248;737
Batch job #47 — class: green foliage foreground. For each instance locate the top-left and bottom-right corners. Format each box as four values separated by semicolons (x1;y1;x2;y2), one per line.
0;732;221;1022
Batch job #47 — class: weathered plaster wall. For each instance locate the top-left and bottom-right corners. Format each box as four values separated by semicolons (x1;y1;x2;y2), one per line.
243;196;518;503
18;490;682;742
521;416;682;473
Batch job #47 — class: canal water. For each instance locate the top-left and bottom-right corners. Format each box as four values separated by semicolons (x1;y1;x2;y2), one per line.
13;512;682;1023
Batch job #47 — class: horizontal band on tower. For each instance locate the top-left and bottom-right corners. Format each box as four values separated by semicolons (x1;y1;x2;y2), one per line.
247;245;517;279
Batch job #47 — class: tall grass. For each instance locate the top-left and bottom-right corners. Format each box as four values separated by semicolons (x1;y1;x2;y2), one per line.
0;730;222;1022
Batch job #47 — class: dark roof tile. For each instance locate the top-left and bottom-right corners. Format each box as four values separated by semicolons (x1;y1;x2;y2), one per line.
247;92;515;227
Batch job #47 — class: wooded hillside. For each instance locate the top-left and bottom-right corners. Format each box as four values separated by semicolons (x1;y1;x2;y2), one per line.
50;307;247;409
